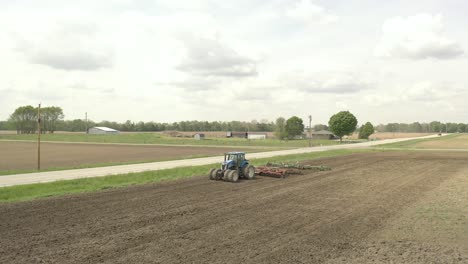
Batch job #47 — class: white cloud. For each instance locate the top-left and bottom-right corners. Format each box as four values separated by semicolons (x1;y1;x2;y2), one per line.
285;0;338;25
402;81;459;101
176;34;257;78
12;19;113;71
1;2;468;123
280;71;370;94
158;77;221;91
362;94;398;107
335;101;348;110
362;81;462;108
375;14;463;60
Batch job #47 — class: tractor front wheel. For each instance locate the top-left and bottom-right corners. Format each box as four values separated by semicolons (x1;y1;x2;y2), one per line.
243;165;255;180
223;170;232;181
214;169;222;180
209;168;216;180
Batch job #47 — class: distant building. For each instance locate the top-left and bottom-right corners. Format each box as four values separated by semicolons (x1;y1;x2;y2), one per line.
88;127;120;135
226;131;267;139
247;132;267;140
194;133;205;140
226;131;248;138
311;130;335;140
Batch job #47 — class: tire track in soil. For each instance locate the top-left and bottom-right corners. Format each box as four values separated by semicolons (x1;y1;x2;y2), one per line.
0;152;466;263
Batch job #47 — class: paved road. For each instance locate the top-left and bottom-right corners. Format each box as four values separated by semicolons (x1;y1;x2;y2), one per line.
0;134;441;187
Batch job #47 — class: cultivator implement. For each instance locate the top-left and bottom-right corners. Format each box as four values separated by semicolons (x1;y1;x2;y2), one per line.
255;161;331;178
255;167;290;178
265;162;331;171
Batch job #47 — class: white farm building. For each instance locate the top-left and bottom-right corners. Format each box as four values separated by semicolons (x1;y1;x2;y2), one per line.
88;127;120;135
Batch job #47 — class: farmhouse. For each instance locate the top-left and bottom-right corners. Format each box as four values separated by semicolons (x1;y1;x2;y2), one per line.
88;127;120;135
311;130;335;140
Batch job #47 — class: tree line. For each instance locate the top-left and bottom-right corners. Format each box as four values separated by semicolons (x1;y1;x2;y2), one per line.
2;105;467;136
2;105;276;133
84;120;276;133
309;121;468;134
375;122;468;133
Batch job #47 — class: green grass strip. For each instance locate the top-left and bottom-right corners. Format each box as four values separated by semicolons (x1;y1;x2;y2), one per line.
0;148;376;203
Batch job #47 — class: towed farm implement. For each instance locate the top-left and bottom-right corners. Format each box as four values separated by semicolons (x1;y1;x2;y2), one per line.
256;162;331;178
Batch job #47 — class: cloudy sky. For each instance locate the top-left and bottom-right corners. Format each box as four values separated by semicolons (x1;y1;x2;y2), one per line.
1;0;467;125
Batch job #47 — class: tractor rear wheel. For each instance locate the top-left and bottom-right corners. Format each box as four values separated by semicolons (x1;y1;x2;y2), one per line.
230;170;239;182
209;168;216;180
243;165;255;180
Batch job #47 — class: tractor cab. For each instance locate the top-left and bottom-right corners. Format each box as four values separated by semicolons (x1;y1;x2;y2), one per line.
222;152;247;170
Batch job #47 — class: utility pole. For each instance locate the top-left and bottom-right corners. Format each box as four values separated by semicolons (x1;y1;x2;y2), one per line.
85;112;88;134
308;115;312;147
37;103;41;171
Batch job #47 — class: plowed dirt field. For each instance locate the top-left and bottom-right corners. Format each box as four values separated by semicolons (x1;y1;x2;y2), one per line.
1;152;467;263
0;141;265;171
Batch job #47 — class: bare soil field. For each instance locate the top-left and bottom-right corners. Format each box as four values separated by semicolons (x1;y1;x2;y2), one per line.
0;151;466;263
0;141;264;171
406;134;468;149
349;132;433;140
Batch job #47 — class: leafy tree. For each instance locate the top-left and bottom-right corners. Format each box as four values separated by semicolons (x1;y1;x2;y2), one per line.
41;106;64;133
274;117;287;140
328;111;358;143
398;123;409;132
408;122;423;133
375;124;386;133
9;105;37;134
429;121;442;133
358;122;375;139
386;123;399;133
8;105;64;134
285;116;304;139
0;121;13;130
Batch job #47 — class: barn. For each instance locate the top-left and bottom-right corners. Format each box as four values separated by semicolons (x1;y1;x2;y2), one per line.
247;132;267;140
88;127;120;135
311;130;335;140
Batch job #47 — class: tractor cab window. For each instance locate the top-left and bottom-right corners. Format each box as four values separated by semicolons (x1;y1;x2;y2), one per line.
227;153;244;162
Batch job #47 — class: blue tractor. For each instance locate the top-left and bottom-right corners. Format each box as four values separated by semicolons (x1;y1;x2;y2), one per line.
209;152;256;182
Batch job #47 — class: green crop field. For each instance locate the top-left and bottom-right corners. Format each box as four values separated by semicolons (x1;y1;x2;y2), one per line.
0;133;357;148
